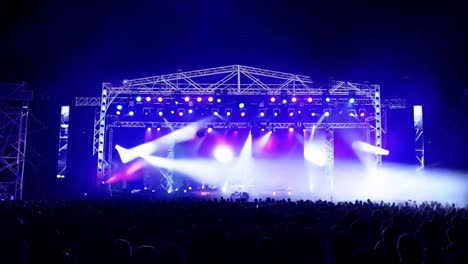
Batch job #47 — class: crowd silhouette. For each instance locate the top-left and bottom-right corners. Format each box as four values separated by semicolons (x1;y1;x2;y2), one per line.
0;198;466;263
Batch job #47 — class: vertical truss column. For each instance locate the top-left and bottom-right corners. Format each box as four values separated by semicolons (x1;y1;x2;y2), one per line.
96;84;108;187
15;102;29;200
107;127;114;184
324;127;334;201
413;105;424;169
373;85;383;169
160;137;175;193
56;106;69;180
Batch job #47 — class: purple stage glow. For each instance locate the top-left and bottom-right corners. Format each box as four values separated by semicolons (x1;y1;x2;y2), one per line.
111;119;467;206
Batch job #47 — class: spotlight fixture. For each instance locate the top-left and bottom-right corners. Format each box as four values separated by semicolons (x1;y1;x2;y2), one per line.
129;110;135;116
359;109;366;117
116;104;123;110
136;96;142;102
239;103;245;109
225;108;232;116
196;129;205;138
288;127;294;133
323;91;331;103
307;97;313;103
291;97;297;103
157;97;163;102
157;108;164;116
273;108;280;117
184;96;190;102
208;96;214;102
146;96;151;102
212;108;219;115
216;98;222;103
207;126;213;133
240;110;246;117
145;123;152;131
143;108;150;115
197;97;202;102
156;124;162;131
188;109;193;114
178;108;185;116
270;97;276;103
282;99;287;104
259;109;266;117
171;110;175;114
324;109;330;117
288;108;295;117
348;110;357;117
348;91;356;104
116;110;121;115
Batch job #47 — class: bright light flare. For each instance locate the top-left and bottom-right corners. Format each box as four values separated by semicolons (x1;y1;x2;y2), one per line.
213;145;234;163
352;141;390;155
304;143;327;167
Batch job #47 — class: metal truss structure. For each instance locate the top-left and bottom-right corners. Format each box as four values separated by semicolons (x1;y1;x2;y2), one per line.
413;105;424;169
0;83;32;200
56;106;70;179
75;65;405;195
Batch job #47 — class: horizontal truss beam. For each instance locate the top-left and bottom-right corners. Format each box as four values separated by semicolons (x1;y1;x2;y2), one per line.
108;121;368;129
76;96;405;109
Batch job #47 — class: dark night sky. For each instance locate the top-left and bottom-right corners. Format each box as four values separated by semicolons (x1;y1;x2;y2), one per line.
1;1;467;99
1;1;467;196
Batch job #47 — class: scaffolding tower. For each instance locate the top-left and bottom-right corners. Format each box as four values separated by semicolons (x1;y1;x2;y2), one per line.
0;83;33;200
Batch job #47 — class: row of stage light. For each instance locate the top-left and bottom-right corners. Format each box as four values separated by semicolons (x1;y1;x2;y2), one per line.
143;123;316;134
112;93;367;118
118;107;367;118
115;104;367;119
126;95;342;104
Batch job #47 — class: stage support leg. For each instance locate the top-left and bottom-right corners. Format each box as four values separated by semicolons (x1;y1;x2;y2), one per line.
56;106;69;181
413;105;424;169
373;84;383;170
160;136;175;193
324;127;334;201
